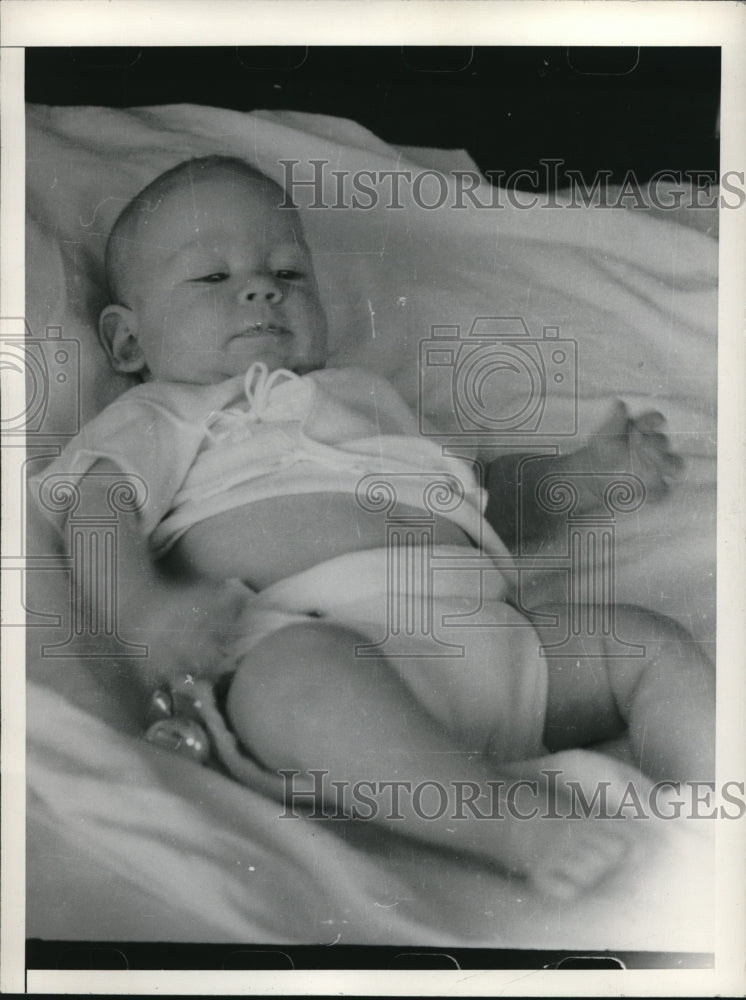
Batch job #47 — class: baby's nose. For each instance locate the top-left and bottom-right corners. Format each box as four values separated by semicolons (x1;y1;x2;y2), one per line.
239;276;284;304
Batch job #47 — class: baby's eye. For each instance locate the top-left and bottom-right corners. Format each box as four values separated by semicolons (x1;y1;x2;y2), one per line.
275;269;305;281
191;272;229;284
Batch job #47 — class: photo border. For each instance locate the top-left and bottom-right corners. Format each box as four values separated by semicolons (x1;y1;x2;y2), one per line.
2;2;744;996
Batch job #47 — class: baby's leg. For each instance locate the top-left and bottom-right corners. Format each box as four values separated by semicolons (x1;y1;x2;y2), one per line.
534;604;715;782
225;621;637;900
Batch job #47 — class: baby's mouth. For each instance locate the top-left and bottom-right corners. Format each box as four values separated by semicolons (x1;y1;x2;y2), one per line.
232;322;293;343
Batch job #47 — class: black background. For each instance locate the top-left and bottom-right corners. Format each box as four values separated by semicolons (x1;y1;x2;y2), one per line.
26;46;720;188
27;939;713;971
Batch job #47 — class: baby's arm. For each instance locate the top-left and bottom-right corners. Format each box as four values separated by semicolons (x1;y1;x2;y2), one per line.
63;459;251;731
484;402;683;549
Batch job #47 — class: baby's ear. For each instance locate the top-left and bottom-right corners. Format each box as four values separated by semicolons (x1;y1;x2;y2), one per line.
99;306;147;374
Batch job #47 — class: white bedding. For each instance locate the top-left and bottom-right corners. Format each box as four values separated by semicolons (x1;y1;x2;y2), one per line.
24;103;717;949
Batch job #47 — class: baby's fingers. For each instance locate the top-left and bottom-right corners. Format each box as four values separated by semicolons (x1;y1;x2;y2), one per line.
659;450;685;480
531;830;629;900
596;399;631;440
631;410;666;435
629;418;685;478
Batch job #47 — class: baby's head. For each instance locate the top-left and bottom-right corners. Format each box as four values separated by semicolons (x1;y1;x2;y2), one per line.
100;156;328;384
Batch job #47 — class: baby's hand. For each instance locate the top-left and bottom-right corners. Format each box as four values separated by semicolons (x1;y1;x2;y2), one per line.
580;401;684;505
123;578;253;691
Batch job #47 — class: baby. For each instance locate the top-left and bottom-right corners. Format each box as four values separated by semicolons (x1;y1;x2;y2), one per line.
40;155;714;901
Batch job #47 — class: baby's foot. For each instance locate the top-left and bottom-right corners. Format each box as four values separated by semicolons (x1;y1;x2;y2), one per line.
573;401;684;511
523;817;632;900
493;773;640;900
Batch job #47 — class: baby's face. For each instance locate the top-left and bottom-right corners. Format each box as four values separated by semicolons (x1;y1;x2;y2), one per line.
113;167;328;384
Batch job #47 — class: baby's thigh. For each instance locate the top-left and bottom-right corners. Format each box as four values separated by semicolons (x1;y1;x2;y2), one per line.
380;606;548;762
226;622;337;762
226;621;418;771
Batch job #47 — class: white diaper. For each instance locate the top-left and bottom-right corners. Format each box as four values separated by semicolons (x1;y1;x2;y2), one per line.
225;545;549;764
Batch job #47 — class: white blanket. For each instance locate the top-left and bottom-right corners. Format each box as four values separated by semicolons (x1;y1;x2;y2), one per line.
25;103;717;949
